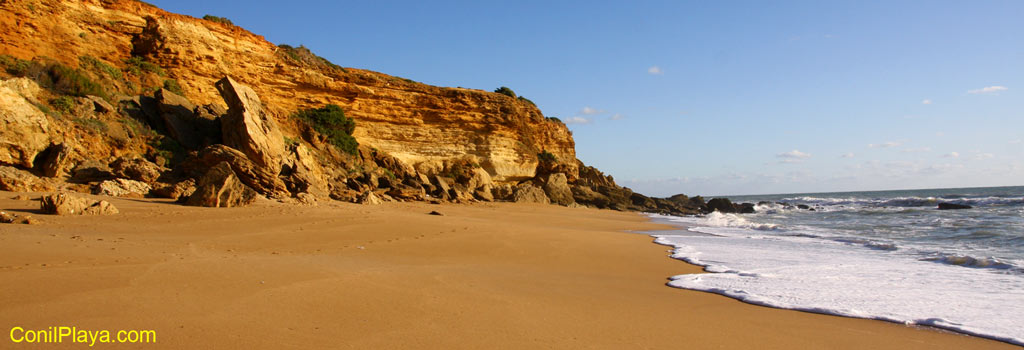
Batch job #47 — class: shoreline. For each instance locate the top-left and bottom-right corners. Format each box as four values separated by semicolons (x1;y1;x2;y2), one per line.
645;215;1020;346
0;191;1015;349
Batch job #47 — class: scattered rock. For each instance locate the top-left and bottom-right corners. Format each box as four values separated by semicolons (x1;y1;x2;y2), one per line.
428;211;443;216
69;160;114;183
357;191;383;205
512;183;550;204
86;95;115;114
151;179;196;200
186;162;259;208
94;178;152;197
938;202;972;210
387;186;425;201
216;77;286;174
0;211;15;223
40;192;119;215
110;157;165;183
0;78;51;168
329;188;360;203
295;192;318;206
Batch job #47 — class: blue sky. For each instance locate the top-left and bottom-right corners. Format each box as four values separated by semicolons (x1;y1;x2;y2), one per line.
148;0;1023;196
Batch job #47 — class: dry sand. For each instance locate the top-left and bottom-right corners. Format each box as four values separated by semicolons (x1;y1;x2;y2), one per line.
0;191;1015;349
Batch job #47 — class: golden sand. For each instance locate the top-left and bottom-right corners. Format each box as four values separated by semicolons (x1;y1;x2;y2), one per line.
0;192;1013;349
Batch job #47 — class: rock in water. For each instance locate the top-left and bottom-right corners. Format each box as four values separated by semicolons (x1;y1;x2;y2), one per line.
707;198;737;213
938;202;972;210
186;162;258;207
40;193;119;215
542;173;575;206
215;77;285;175
0;78;51;168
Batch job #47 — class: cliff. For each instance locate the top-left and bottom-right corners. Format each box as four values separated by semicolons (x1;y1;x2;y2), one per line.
0;0;708;216
0;0;575;182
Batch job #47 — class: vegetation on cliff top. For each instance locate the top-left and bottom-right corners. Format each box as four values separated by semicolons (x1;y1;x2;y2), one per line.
202;15;233;26
494;86;516;98
292;104;358;154
277;44;346;73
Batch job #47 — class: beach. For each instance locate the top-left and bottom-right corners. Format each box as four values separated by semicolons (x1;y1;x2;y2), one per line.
0;191;1014;349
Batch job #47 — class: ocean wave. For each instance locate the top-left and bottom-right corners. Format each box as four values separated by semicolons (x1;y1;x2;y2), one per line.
921;254;1020;272
704;212;779;230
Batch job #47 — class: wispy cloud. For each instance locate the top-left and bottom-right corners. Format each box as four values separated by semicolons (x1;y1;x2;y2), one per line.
840;152;855;158
869;141;902;148
921;99;932;105
973;153;995;160
579;106;604;115
967;86;1008;94
902;147;932;153
647;66;663;75
777;150;811;163
942;152;959;158
609;113;624;120
563;116;591;125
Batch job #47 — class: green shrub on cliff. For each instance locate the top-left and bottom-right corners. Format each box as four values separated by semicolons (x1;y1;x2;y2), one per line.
292;104;358;154
79;55;122;80
123;56;164;77
538;150;558;163
202;15;233;26
1;56;106;98
494;86;516;98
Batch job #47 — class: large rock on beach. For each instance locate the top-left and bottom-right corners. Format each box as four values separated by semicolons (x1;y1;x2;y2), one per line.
94;178;152;197
186;162;259;208
40;192;119;215
216;77;285;175
542;173;575;206
513;183;550;204
0;78;51;168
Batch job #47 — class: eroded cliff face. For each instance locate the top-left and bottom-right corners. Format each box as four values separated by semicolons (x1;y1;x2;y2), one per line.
0;0;575;182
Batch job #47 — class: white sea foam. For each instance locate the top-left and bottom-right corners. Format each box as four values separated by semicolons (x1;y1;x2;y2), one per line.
651;223;1024;346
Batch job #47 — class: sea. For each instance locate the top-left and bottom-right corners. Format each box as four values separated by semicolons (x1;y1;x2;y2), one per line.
648;186;1024;346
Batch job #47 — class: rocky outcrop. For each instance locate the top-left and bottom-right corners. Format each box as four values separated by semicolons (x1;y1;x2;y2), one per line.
215;77;286;175
151;179;196;200
0;78;50;168
110;157;165;183
154;88;220;149
541;173;575;206
40;192;119;215
186;144;289;198
185;162;258;207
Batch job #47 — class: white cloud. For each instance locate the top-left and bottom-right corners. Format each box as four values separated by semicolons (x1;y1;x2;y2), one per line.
967;86;1008;94
974;153;995;160
777;150;812;163
921;99;932;105
1010;139;1022;144
647;66;663;75
902;147;932;153
942;152;959;158
840;153;855;158
579;106;604;115
564;116;591;125
869;141;902;148
609;113;624;120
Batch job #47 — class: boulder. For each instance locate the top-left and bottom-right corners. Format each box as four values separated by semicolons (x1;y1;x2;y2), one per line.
39;143;73;178
387;186;425;201
542;173;575;206
330;188;360;203
512;183;550;204
474;187;494;202
86;95;115;114
155;88;202;149
186;162;259;208
295;192;318;206
215;77;285;174
737;202;756;214
40;192;119;215
0;166;53;192
938;202;972;210
571;185;611;209
707;198;737;213
110;157;165;183
491;183;514;201
94;179;152;197
187;144;289;197
151;179;196;200
0;78;51;168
